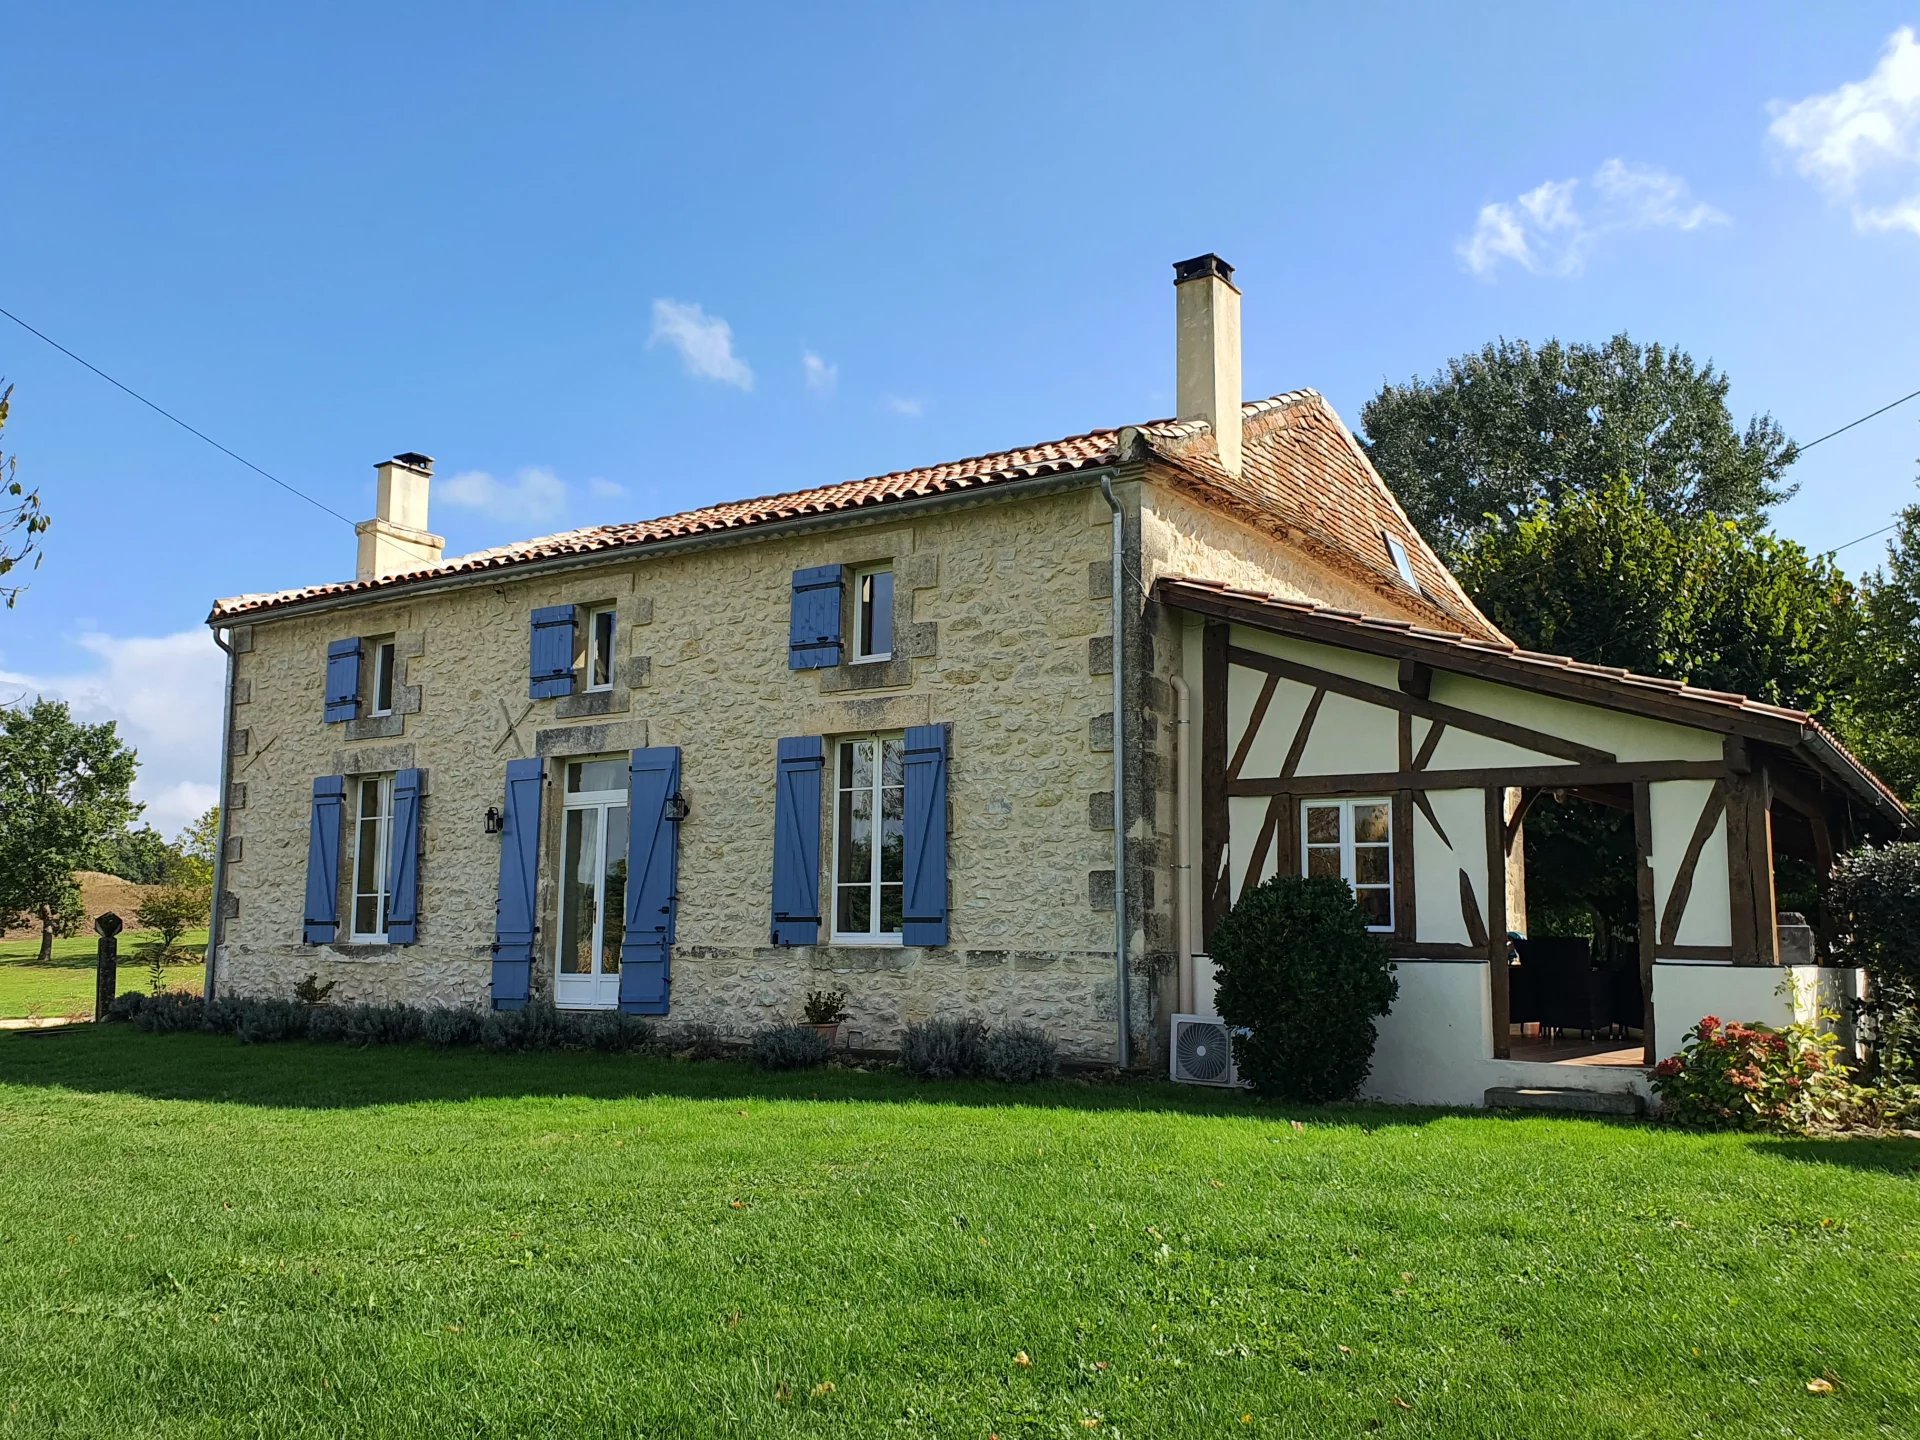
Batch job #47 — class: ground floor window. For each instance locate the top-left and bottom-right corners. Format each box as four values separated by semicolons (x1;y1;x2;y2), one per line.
556;757;628;1008
1301;796;1393;931
350;773;394;941
833;734;904;941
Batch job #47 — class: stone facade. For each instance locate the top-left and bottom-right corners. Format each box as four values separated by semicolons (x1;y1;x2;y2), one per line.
215;466;1471;1063
218;482;1134;1058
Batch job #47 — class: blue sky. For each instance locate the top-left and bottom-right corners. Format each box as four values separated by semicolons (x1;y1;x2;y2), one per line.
3;3;1919;832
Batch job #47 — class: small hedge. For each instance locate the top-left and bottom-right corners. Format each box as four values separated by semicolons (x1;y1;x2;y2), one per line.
748;1023;832;1071
1829;842;1920;1079
112;992;658;1055
1212;874;1398;1102
109;991;1065;1082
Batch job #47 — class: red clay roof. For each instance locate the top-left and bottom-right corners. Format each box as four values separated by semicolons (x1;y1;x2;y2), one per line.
208;390;1489;630
1159;576;1910;825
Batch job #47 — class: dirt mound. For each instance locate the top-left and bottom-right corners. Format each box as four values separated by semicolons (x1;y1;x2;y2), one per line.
0;871;158;940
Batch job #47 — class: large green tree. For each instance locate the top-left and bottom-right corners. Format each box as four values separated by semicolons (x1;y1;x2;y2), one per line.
1847;480;1920;806
0;383;51;608
1362;335;1797;558
0;700;140;961
1455;475;1856;714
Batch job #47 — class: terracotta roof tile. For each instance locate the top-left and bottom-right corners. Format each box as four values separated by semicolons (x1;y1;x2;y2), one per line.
209;390;1495;639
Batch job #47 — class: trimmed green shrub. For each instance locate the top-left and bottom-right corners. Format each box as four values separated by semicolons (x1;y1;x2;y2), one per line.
420;1006;487;1049
131;992;207;1034
1829;842;1920;1078
1212;874;1399;1102
674;1023;730;1061
748;1023;832;1071
106;991;148;1022
901;1017;987;1079
982;1024;1059;1083
233;998;308;1045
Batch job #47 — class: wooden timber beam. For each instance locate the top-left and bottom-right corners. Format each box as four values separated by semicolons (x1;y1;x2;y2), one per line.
1226;758;1725;797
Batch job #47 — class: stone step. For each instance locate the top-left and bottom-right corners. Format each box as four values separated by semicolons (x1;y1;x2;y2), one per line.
1484;1085;1646;1117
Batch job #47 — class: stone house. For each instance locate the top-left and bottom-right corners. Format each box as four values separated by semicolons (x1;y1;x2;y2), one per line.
205;255;1906;1099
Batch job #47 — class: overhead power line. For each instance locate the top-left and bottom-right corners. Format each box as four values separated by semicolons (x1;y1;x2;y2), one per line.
1799;384;1920;453
0;303;355;527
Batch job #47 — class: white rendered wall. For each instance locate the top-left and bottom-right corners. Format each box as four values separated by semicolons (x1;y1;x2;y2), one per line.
1652;963;1863;1060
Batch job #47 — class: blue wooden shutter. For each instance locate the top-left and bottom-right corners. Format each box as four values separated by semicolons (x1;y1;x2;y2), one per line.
303;776;346;943
384;768;424;944
901;723;950;947
788;566;843;670
770;736;824;944
490;758;544;1010
529;604;577;698
618;747;681;1015
324;639;361;723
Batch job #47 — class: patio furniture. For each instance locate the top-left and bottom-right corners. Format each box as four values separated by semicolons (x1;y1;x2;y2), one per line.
1515;937;1612;1037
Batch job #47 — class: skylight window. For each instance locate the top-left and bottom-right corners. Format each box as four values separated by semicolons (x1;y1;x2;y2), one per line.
1383;533;1422;594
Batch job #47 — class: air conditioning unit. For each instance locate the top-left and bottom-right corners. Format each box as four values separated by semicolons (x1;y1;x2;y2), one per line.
1169;1013;1246;1087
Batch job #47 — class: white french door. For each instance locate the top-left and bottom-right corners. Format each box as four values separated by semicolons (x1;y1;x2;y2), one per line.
554;758;629;1010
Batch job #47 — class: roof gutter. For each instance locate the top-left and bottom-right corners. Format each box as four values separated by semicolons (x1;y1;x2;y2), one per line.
1802;725;1913;832
208;465;1118;630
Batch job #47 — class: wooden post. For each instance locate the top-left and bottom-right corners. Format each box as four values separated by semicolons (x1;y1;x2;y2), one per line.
1486;788;1510;1059
1634;782;1657;1065
94;911;124;1020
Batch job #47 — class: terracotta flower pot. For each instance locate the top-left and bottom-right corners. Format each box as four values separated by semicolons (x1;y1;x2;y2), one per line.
810;1022;841;1046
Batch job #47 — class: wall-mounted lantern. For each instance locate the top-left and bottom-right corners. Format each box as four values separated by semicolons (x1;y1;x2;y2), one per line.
484;806;504;835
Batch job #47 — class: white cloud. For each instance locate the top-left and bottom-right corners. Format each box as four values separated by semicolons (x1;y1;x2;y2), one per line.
649;298;754;389
802;351;838;394
586;477;626;500
1458;159;1726;277
1770;27;1920;237
438;466;569;526
883;394;925;417
0;630;226;837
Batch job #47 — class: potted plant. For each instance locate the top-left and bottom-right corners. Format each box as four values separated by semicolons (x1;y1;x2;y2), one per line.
802;989;850;1045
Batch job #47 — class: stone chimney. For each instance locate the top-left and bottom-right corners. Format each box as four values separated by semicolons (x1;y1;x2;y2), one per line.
354;452;445;581
1173;254;1242;477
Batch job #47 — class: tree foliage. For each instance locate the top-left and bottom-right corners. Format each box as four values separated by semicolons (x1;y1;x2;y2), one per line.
98;825;181;885
1361;335;1796;558
1455;475;1855;717
0;383;51;609
1828;842;1920;1079
0;699;140;961
175;804;221;887
135;881;210;959
1846;485;1920;806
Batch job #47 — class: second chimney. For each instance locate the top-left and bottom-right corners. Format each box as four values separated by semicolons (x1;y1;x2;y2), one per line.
1173;254;1243;477
355;452;446;581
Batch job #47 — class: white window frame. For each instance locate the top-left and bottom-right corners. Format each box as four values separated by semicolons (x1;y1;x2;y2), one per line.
582;604;617;693
1382;533;1423;594
367;636;398;717
831;733;905;945
349;772;395;943
553;756;628;1007
851;566;894;664
1300;796;1394;933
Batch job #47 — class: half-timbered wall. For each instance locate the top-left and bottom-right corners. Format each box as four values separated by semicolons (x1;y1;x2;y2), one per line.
1191;619;1740;962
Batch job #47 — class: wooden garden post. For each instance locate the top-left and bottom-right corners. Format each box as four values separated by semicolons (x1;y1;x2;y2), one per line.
94;911;123;1020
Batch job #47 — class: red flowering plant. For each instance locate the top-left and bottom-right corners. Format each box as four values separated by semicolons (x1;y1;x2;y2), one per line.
1651;1014;1854;1132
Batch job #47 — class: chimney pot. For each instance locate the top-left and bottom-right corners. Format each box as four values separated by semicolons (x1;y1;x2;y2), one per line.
1172;253;1243;477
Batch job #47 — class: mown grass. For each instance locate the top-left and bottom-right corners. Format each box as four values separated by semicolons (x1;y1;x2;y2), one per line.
0;930;205;1018
0;1028;1914;1438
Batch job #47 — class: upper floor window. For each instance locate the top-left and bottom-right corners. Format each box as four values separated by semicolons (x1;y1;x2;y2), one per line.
852;566;894;663
1301;797;1393;932
581;604;617;692
351;773;395;941
833;734;904;942
367;637;398;717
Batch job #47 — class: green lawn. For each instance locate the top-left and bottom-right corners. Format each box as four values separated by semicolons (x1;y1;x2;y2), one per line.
0;930;205;1019
0;1030;1914;1438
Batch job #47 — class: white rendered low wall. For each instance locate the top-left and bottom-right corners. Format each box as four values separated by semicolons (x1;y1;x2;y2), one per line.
1361;959;1649;1109
1651;963;1863;1061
